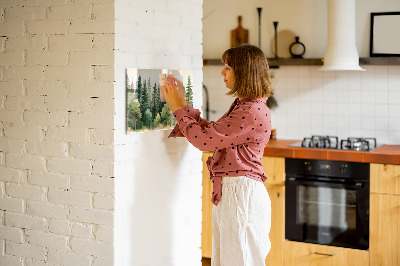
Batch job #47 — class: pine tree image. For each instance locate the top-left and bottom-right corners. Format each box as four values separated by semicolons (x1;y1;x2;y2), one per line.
139;77;149;127
185;76;193;106
128;99;142;131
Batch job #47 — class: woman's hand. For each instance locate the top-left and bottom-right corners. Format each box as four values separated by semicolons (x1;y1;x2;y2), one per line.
173;78;188;108
161;76;185;113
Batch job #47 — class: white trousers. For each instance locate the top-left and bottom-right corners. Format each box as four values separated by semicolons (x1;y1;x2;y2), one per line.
212;176;271;266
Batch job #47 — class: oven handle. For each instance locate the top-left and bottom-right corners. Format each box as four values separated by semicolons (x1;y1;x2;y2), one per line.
286;177;364;189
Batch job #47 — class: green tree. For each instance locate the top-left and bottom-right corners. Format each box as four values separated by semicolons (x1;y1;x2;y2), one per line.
153;113;161;128
143;108;153;129
147;77;152;109
128;99;142;131
135;75;142;101
139;77;149;120
151;82;160;120
160;104;171;126
185;76;193;106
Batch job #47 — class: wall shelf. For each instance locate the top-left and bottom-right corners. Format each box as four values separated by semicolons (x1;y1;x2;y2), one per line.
203;57;400;67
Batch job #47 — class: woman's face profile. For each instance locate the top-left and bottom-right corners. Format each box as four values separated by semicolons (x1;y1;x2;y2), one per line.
221;64;235;90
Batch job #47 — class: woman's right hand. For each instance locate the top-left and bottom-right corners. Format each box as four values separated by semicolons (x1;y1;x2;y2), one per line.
171;77;187;108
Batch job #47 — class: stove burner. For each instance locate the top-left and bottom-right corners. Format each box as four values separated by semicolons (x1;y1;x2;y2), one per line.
340;137;377;151
295;136;378;151
301;135;339;149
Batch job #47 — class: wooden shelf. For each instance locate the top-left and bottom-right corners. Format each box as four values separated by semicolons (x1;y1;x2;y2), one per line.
359;57;400;65
203;57;400;67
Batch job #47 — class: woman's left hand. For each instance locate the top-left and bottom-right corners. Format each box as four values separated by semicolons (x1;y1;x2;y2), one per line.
160;76;184;113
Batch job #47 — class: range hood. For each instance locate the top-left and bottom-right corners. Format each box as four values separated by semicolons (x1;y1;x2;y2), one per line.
320;0;365;71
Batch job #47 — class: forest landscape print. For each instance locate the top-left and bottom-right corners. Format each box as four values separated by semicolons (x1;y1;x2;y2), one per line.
126;68;194;133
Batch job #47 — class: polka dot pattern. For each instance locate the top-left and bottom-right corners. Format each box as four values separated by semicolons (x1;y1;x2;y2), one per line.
168;97;272;206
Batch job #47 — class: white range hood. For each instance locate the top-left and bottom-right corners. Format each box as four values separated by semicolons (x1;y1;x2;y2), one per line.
320;0;365;71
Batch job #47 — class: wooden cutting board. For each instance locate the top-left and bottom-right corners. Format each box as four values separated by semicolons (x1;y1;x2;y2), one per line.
231;16;249;48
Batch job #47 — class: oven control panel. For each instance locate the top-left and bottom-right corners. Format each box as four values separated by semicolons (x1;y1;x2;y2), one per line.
286;158;369;180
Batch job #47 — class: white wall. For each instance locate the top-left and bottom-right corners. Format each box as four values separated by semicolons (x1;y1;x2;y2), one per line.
113;0;203;265
0;0;115;265
203;0;400;145
203;0;400;58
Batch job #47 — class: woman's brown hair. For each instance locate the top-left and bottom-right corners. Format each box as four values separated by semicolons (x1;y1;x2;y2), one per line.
221;44;273;99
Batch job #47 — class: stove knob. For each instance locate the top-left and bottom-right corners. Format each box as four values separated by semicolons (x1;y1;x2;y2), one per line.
340;164;347;174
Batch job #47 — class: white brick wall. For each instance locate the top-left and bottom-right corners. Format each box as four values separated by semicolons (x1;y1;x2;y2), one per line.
0;0;115;265
114;0;203;265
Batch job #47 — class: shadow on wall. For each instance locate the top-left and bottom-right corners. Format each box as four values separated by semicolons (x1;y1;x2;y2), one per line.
129;130;189;265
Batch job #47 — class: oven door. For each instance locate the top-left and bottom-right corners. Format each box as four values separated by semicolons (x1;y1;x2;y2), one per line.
285;177;369;250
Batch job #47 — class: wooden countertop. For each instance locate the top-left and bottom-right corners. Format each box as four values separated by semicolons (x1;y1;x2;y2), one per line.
263;139;400;165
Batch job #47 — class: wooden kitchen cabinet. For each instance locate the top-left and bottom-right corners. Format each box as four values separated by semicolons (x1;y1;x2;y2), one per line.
262;156;285;266
370;163;400;195
202;152;213;258
284;241;369;266
201;153;286;265
370;163;400;266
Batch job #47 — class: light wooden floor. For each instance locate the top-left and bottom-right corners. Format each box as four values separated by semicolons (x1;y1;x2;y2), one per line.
202;257;211;266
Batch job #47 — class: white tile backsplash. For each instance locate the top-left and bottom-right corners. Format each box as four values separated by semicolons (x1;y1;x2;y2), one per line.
203;64;400;144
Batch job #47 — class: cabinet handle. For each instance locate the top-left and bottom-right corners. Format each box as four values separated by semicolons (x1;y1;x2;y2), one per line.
314;252;335;257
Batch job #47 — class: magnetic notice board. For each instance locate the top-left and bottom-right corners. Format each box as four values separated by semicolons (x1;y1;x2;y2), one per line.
370;12;400;57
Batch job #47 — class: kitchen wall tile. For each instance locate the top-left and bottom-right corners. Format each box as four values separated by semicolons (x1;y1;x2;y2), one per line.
387;65;400;76
388;131;400;143
362;116;375;130
349;116;362;129
322;70;335;78
311;102;324;113
336;103;349;116
388;117;400;131
375;104;389;117
374;77;388;91
336;115;348;129
362;128;375;138
323;103;336;115
286;77;299;89
298;77;311;89
374;130;389;144
388;91;400;104
310;66;324;77
285;66;298;77
374;90;388;104
336;90;349;103
349;128;362;137
388;104;400;117
298;67;311;78
204;65;399;144
374;117;389;130
361;90;374;103
374;65;388;77
348;90;362;103
388;76;400;91
348;103;362;116
361;104;374;117
348;75;362;90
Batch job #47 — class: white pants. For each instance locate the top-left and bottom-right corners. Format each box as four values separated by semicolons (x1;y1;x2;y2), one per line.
212;176;271;266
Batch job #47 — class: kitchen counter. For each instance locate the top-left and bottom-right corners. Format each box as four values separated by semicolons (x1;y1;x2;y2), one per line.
263;139;400;165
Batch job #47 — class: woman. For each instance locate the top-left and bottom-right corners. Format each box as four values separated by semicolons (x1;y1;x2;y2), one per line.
162;44;273;266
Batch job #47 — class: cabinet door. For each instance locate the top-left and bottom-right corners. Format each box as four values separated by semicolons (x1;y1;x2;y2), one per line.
370;193;400;266
265;184;284;266
284;241;369;266
370;164;400;195
261;156;285;185
202;152;213;258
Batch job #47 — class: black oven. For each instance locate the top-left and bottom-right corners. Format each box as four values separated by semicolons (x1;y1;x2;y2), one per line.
285;158;369;250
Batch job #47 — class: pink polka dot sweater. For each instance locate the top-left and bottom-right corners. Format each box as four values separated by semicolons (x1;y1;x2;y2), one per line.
169;97;272;206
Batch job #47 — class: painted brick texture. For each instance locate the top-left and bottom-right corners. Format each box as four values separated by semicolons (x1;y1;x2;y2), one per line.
0;0;115;265
113;0;203;265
